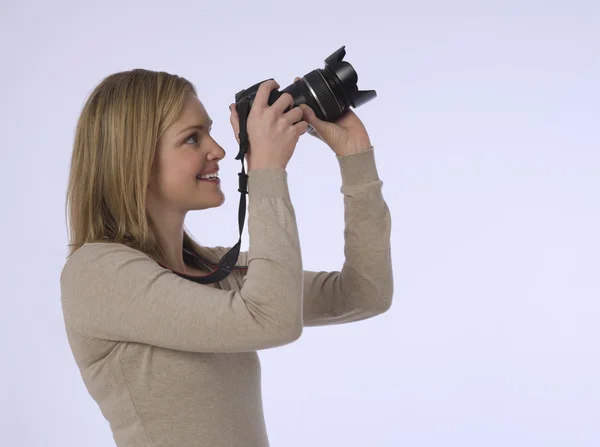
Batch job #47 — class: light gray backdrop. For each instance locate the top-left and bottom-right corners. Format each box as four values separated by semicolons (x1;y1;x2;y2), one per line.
1;0;598;446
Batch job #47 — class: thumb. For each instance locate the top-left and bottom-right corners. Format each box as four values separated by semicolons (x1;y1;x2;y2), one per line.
299;104;329;134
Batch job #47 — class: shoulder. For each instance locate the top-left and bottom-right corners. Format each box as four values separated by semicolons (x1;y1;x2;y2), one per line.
62;241;142;266
67;242;139;259
60;242;167;316
60;242;153;285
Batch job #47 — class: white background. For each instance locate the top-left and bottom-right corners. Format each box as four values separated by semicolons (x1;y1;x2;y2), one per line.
1;0;599;445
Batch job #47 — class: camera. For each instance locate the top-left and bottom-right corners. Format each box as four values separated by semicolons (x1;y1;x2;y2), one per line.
234;46;376;122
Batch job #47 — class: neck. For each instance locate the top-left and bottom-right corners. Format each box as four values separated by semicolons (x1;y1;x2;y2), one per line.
147;204;188;273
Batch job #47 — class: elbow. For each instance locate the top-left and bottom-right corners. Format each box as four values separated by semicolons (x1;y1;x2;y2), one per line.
379;268;394;313
289;321;303;341
377;293;393;314
272;319;303;347
272;297;304;345
382;281;394;313
285;306;304;341
373;281;394;315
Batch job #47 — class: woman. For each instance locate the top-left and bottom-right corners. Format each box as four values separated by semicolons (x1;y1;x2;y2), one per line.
61;68;393;446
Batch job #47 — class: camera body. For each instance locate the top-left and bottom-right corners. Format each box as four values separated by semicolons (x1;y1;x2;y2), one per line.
234;46;376;122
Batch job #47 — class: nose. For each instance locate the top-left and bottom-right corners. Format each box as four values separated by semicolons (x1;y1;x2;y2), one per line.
207;140;226;160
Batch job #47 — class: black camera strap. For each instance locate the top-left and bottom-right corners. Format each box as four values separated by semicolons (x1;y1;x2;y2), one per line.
174;96;252;284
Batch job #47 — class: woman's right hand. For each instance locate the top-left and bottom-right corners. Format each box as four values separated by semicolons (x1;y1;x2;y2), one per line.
229;79;308;171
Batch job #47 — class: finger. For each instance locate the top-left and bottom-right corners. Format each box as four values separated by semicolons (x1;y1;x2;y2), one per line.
293;120;309;136
271;92;295;115
294;77;301;82
299;104;320;126
283;105;304;124
253;79;280;109
300;105;327;139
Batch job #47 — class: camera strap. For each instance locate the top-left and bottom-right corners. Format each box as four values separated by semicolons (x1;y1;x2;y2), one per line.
175;96;251;284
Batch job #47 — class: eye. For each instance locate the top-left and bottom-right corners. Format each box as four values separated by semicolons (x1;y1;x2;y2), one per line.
185;132;199;145
184;126;212;145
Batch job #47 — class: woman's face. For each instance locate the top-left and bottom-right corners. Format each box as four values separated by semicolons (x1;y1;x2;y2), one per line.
148;93;226;213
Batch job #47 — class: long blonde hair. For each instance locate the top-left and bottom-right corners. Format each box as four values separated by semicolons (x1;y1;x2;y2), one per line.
65;68;220;270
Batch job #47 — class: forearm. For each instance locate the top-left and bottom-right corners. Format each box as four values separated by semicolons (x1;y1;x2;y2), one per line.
302;147;393;326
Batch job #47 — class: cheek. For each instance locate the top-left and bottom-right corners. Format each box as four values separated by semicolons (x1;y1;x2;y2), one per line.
157;162;198;195
168;166;197;189
164;152;198;178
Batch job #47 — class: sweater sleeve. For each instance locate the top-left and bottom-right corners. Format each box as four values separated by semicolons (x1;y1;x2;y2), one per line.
301;147;393;326
60;168;304;353
234;148;393;326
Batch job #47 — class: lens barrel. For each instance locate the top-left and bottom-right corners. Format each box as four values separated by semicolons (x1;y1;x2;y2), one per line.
235;46;376;122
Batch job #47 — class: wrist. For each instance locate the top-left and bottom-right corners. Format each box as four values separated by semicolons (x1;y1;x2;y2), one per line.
335;144;374;158
248;167;290;200
337;146;379;186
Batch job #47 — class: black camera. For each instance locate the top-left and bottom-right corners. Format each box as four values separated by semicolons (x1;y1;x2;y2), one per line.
234;46;376;122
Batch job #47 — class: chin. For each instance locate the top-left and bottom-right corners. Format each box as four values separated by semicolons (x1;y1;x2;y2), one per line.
195;196;225;211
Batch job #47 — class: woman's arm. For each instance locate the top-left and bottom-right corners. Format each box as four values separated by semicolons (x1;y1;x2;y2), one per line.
301;148;393;325
60;168;304;353
233;148;393;326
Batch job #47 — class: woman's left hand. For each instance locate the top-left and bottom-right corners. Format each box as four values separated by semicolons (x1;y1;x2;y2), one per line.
294;77;373;157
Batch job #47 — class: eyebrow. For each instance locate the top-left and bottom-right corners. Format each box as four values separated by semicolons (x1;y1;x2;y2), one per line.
177;118;213;136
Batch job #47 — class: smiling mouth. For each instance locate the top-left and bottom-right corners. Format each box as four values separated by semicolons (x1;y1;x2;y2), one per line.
196;173;219;180
196;176;220;182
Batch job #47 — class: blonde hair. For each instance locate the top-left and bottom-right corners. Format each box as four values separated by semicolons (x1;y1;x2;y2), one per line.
64;68;220;270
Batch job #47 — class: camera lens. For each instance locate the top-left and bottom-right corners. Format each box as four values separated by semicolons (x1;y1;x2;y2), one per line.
235;46;376;123
280;46;376;122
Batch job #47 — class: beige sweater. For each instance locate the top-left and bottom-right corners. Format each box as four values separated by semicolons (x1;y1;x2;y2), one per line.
60;147;393;447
